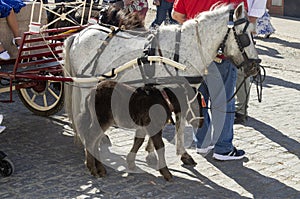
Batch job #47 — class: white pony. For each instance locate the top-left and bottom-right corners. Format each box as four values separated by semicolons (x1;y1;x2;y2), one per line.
63;3;260;179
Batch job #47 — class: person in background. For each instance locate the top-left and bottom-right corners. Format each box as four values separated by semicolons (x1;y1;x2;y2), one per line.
150;0;177;28
255;9;275;38
0;0;25;60
235;0;267;124
172;0;248;161
102;0;125;10
124;0;148;21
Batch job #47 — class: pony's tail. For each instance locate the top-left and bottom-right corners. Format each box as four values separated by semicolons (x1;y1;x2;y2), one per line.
63;35;76;119
63;34;82;145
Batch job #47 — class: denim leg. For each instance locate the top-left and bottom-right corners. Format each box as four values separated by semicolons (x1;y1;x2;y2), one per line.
194;61;236;152
212;60;237;154
167;6;178;25
194;82;212;149
150;0;175;27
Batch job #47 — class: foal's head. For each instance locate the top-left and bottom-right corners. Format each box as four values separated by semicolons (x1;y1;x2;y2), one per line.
99;6;145;30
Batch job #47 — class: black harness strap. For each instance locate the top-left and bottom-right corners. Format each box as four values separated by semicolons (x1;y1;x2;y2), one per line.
173;28;181;63
80;26;120;76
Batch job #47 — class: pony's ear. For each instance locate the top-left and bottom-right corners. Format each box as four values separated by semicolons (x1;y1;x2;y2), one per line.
234;2;245;19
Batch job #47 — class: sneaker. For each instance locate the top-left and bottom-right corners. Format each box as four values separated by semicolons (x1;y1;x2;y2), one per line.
0;50;10;60
213;147;245;161
196;145;214;154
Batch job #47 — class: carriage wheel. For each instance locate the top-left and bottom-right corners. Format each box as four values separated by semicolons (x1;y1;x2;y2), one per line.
0;158;14;177
17;80;64;116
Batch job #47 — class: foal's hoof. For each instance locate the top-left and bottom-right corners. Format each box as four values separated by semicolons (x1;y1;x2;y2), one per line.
126;153;136;170
159;167;173;181
88;167;107;177
181;152;197;166
87;163;107;177
146;152;157;167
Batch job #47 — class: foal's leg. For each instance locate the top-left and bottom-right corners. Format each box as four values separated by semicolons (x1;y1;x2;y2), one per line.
150;130;173;181
126;128;146;170
175;113;197;166
145;138;158;166
85;149;106;177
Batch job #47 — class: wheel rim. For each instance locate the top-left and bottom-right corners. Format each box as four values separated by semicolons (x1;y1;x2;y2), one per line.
19;80;63;112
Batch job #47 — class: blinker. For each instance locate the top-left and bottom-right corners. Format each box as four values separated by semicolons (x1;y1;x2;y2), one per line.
237;33;251;47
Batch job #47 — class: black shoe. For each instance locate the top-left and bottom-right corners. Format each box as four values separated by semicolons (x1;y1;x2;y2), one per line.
234;112;247;124
213;147;245;161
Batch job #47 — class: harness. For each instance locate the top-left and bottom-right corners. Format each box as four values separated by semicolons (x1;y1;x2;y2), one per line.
79;25;121;77
78;9;264;119
214;10;261;69
211;10;265;111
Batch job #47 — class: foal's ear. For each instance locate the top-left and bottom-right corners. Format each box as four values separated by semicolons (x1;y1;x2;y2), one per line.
234;2;245;19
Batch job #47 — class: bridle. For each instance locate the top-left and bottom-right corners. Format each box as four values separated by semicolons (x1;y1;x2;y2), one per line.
215;9;261;73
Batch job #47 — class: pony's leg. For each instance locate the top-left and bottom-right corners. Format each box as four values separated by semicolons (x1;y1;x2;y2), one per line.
126;128;146;170
85;149;106;177
175;113;197;166
150;131;173;181
145;138;158;166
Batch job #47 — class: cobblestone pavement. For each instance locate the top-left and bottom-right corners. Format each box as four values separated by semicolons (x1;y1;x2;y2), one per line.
0;12;300;198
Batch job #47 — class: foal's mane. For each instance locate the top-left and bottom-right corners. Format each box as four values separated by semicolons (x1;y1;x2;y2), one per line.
99;6;145;30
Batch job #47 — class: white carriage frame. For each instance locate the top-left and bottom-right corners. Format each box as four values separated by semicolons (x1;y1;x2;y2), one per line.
29;0;94;32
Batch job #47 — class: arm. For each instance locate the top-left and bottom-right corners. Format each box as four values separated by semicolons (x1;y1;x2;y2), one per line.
247;0;267;18
171;10;186;24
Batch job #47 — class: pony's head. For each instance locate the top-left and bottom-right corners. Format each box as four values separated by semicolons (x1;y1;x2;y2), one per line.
224;3;261;76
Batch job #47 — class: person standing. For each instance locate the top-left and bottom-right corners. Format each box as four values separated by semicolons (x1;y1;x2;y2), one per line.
150;0;177;28
235;0;267;124
0;0;25;60
255;9;275;38
172;0;248;160
124;0;148;21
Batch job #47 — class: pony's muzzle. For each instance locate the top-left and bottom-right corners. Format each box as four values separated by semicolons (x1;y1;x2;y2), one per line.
244;58;261;77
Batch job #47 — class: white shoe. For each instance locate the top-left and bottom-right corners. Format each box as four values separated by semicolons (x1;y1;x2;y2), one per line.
12;37;22;50
196;145;214;154
0;50;10;60
213;147;245;161
0;126;6;134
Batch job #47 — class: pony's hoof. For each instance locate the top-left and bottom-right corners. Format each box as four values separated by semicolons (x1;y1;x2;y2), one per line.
159;167;173;181
97;170;107;177
181;152;197;166
127;163;136;170
101;135;112;146
88;166;107;177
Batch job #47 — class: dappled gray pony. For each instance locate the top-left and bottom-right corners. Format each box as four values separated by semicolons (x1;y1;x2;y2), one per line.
63;3;260;180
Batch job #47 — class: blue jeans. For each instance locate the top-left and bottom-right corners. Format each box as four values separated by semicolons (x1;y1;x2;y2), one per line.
150;0;177;27
194;60;237;154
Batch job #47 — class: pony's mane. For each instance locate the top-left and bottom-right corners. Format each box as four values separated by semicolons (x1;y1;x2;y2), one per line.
183;4;233;27
99;6;145;30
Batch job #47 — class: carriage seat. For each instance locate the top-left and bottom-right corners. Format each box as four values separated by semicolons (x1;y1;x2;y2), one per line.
0;2;47;60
